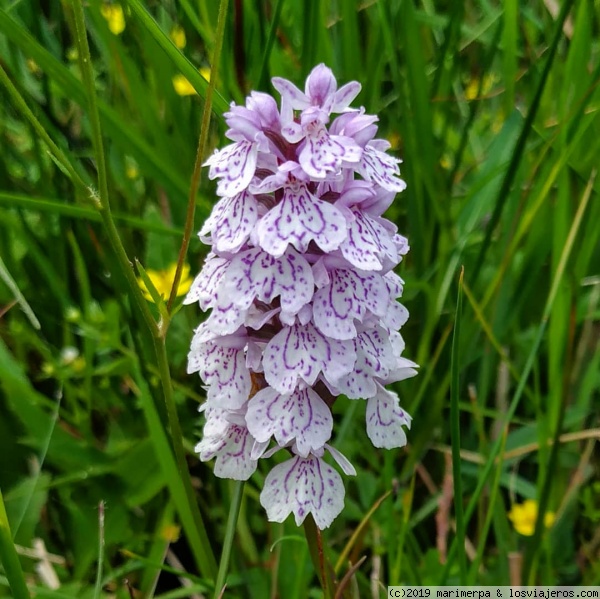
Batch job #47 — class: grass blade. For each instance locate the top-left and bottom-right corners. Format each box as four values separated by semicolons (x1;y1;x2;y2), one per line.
213;481;245;599
0;255;40;330
450;267;467;583
0;488;30;599
0;192;182;236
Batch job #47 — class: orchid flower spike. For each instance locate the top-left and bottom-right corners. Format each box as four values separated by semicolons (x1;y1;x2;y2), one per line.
185;63;418;529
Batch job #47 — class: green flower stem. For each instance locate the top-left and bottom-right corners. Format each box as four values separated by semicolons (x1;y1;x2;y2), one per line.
303;515;336;599
69;0;217;580
213;481;245;599
167;0;230;314
0;488;30;599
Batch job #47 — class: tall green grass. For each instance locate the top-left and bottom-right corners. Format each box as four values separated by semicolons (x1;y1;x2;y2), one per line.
0;0;598;596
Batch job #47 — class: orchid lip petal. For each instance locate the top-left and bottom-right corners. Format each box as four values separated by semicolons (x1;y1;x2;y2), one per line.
197;423;258;480
184;255;229;309
199;191;258;253
246;386;333;457
204;140;258;197
218;247;314;316
312;268;389;340
260;454;346;528
187;335;251;409
339;207;399;271
299;127;362;179
263;323;356;394
256;184;348;257
335;327;397;399
366;385;412;449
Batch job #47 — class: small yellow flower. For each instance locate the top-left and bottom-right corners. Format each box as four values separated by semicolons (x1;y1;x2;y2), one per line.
138;263;193;303
26;59;41;75
508;499;556;536
387;131;401;151
200;67;211;82
172;67;212;96
440;154;452;170
101;4;126;36
170;25;186;49
160;524;181;542
464;73;497;101
125;157;139;179
172;74;196;96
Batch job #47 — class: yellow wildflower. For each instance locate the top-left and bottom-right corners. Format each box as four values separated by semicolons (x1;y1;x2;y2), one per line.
170;25;186;49
125;157;139;179
440;154;452;170
464;73;497;101
26;59;41;75
172;74;196;96
200;67;211;82
172;67;212;96
101;4;126;36
160;524;181;542
508;499;556;536
138;263;193;303
387;131;401;151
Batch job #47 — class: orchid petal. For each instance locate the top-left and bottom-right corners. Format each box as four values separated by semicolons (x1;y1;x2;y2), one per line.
339;208;398;270
184;255;229;309
357;145;407;192
196;423;258;480
246;386;333;457
220;247;314;317
263;323;355;394
199;191;258;253
256;184;347;257
366;386;412;449
312;269;388;340
331;81;361;112
260;454;345;528
305;64;337;107
335;327;396;399
299;126;362;179
204;140;258;197
187;336;251;409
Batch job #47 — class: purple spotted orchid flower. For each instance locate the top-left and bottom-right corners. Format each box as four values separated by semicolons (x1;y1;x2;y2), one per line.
185;64;417;529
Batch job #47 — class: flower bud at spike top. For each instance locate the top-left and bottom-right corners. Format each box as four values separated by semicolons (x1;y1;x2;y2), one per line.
185;64;418;529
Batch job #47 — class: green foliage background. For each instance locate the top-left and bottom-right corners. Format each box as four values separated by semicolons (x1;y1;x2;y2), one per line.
0;0;599;597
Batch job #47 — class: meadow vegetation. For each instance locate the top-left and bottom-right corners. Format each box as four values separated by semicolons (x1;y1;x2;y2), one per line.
0;0;599;597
